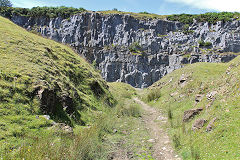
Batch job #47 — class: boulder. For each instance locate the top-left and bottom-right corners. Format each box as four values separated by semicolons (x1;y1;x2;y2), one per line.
206;99;215;109
195;94;204;103
206;91;217;100
183;108;203;122
113;129;118;133
179;74;187;84
42;115;50;120
206;117;217;132
147;139;156;143
170;92;178;97
179;74;188;87
192;119;207;130
53;123;73;134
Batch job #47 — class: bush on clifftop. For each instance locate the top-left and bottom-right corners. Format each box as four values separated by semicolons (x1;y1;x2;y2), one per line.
0;6;86;19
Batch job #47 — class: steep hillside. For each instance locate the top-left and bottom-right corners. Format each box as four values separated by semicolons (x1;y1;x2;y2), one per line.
142;55;240;159
0;16;114;157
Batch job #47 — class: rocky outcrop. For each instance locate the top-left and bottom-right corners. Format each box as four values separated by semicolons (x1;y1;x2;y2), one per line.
192;119;207;130
206;117;217;132
183;108;203;122
195;94;204;103
11;13;239;88
206;91;218;100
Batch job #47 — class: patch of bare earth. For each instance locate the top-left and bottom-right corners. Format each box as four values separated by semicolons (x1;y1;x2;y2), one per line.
134;98;181;160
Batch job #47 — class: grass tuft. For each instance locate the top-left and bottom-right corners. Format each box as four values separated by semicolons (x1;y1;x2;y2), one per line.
145;89;161;102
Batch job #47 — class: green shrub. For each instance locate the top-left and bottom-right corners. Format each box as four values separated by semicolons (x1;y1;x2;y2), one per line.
167;107;173;120
204;41;212;46
146;89;161;102
198;40;212;47
139;11;150;14
183;24;190;31
173;134;181;149
119;104;142;118
157;34;167;37
184;30;194;34
182;24;194;34
167;12;240;24
0;0;12;7
198;40;205;47
167;13;194;24
190;145;201;160
129;42;142;53
0;6;86;19
183;54;191;59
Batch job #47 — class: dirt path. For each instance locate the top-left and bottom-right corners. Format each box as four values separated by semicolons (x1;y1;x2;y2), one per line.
133;98;181;160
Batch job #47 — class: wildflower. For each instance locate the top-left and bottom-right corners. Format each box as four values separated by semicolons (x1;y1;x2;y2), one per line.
28;149;30;152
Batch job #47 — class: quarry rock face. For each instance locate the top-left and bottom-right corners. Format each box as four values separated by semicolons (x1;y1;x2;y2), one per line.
11;13;239;88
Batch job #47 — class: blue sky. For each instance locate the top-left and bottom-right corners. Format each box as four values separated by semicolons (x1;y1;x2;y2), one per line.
11;0;240;15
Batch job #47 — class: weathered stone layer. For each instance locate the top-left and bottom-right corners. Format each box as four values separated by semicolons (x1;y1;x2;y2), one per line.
11;12;239;88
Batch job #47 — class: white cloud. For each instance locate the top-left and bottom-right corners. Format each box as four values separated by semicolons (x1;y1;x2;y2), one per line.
165;0;240;12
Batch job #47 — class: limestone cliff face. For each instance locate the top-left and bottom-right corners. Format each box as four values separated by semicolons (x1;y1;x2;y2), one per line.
11;12;238;88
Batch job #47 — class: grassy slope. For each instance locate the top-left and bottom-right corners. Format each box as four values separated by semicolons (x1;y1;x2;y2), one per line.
0;16;114;156
142;57;240;159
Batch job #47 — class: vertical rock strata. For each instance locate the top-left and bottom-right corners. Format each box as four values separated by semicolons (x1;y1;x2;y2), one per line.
12;12;239;88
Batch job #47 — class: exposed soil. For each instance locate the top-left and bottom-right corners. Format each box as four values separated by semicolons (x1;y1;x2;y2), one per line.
133;97;181;160
111;97;181;160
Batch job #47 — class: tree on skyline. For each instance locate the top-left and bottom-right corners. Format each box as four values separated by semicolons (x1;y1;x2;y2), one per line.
0;0;12;7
